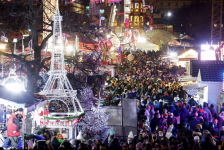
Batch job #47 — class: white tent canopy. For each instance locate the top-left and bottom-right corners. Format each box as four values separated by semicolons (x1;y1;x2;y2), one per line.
122;40;159;51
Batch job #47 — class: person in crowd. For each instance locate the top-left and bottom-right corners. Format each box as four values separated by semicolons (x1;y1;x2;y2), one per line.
204;102;212;122
177;104;189;124
188;114;200;131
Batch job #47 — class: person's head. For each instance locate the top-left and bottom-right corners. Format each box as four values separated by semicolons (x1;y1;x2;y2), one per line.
122;144;127;150
6;111;12;119
158;130;163;136
214;119;218;125
164;113;168;119
142;131;147;137
44;130;51;139
169;124;174;129
182;122;187;128
169;113;174;118
156;113;161;119
152;131;157;139
210;104;214;109
203;102;208;108
217;141;223;149
182;104;186;108
128;143;134;149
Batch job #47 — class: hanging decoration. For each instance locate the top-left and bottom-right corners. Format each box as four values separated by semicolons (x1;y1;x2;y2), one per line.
34;1;84;129
98;39;113;62
78;87;111;141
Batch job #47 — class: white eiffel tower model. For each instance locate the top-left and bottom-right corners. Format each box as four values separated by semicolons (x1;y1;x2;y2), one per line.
39;0;84;117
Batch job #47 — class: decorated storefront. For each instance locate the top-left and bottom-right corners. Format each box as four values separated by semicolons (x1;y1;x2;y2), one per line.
28;99;85;139
184;83;208;105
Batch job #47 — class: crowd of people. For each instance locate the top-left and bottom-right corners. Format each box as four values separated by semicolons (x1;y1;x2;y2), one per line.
3;50;224;150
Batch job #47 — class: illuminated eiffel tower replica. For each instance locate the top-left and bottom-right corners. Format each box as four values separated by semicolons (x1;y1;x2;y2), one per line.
39;0;84;117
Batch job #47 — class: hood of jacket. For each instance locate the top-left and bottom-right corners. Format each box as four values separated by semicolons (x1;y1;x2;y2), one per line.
193;131;202;137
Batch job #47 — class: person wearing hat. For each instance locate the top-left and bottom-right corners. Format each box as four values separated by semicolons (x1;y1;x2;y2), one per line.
127;131;133;145
103;129;115;146
0;110;20;148
176;104;189;125
167;113;177;127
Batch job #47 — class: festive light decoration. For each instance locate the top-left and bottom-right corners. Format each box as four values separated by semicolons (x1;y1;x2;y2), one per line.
78;87;111;140
99;39;113;62
38;0;84;120
2;69;26;92
90;0;122;3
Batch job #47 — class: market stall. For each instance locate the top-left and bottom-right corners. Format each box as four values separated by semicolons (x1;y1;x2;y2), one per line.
28;100;84;140
0;85;37;149
184;83;208;105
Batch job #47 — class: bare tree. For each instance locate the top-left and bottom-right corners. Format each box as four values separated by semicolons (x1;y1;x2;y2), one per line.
0;0;103;93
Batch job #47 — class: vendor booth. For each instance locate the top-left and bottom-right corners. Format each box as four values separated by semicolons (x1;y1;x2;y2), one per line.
0;85;37;149
28;99;84;140
183;70;208;104
184;83;208;105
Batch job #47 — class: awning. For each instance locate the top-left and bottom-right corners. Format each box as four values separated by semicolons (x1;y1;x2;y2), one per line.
0;85;37;107
184;83;207;91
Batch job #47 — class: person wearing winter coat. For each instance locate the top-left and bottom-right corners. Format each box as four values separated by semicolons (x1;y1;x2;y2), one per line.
150;113;163;132
218;112;224;130
188;114;200;131
210;104;218;121
168;102;176;113
167;113;177;127
163;93;171;103
220;103;224;114
176;104;189;124
203;102;212;121
203;118;210;130
177;122;193;142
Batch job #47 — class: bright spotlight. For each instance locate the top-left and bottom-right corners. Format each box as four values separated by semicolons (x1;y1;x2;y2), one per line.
5;82;23;93
170;52;177;57
138;37;146;42
107;34;111;38
167;12;172;17
66;45;73;52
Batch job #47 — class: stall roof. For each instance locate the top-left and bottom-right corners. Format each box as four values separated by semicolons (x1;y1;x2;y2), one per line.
0;85;37;107
184;83;207;91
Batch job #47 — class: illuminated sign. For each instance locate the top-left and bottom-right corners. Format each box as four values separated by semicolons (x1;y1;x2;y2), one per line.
201;44;219;60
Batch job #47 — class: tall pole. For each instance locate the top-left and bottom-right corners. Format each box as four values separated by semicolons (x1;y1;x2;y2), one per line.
1;47;4;77
22;36;24;54
211;0;223;45
13;39;17;69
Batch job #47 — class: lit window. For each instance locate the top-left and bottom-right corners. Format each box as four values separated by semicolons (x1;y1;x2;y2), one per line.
135;3;139;8
140;16;143;22
134;16;139;26
131;16;133;22
86;6;89;10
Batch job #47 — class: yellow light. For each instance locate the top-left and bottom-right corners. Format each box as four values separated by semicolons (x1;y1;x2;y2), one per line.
0;44;5;49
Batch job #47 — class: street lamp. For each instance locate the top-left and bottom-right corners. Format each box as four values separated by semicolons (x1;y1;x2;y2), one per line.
0;43;6;77
167;12;172;17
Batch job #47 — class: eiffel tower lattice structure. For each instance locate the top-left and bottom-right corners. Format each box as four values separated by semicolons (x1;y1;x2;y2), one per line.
39;0;84;118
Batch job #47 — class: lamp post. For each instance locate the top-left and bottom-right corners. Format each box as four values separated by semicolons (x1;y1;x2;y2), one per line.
0;43;6;77
167;12;172;25
13;38;18;69
0;31;7;77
